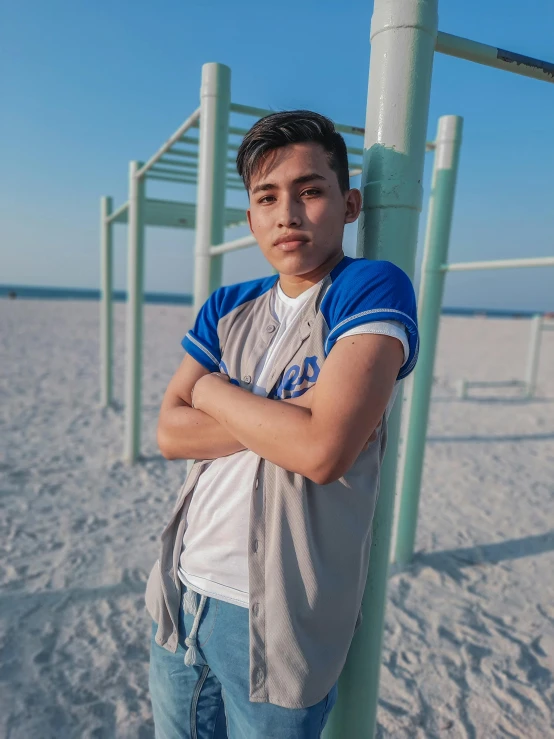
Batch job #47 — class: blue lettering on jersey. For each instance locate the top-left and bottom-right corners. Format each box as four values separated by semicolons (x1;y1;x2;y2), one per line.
219;357;321;399
274;355;320;399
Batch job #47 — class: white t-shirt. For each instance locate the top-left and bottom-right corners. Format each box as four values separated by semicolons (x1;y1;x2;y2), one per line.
178;280;409;607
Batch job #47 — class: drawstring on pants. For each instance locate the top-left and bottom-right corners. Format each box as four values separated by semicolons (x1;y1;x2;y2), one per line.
183;589;207;667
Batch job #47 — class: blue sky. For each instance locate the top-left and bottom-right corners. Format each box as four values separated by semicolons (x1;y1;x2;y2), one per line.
1;0;553;311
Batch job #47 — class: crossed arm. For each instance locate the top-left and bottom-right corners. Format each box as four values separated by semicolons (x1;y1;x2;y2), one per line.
157;333;404;485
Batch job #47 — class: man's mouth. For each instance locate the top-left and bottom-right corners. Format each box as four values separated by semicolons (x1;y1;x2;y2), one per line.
274;234;309;251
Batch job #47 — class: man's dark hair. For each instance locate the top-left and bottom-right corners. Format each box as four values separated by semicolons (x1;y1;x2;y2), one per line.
236;110;350;194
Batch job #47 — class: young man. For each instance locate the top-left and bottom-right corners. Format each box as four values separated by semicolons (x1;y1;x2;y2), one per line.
146;111;418;738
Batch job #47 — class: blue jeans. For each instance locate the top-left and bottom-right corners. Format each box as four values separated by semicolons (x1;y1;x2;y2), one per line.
149;588;338;738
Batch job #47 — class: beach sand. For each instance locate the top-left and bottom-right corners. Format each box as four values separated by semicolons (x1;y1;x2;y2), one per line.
1;300;553;738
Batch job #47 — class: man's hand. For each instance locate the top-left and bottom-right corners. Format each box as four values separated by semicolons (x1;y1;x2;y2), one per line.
191;371;230;410
157;357;245;461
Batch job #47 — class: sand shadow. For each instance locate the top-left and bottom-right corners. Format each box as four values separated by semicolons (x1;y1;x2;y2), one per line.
414;530;554;574
0;578;147;614
431;397;554;405
426;432;554;443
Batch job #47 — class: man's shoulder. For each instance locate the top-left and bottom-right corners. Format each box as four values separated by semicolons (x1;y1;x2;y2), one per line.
329;256;412;289
209;275;278;321
322;257;415;315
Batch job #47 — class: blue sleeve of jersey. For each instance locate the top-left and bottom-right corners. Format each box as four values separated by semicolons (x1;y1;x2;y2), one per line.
181;290;222;372
321;259;419;380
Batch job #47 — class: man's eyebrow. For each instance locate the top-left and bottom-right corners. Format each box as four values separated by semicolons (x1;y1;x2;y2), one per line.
293;173;327;186
251;172;327;195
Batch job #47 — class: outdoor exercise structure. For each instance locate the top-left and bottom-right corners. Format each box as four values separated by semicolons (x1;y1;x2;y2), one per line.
391;9;554;587
322;2;553;737
98;1;554;736
456;312;554;400
393;123;554;571
99;65;365;463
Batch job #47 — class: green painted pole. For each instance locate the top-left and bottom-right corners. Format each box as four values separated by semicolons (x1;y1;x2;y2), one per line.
100;195;113;407
323;1;437;737
524;314;543;398
193;63;231;316
124;161;146;463
394;115;463;567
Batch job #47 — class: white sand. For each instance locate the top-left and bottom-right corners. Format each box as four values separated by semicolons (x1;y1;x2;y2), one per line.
1;300;553;738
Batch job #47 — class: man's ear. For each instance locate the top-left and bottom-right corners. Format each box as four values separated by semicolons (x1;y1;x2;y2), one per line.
344;188;362;224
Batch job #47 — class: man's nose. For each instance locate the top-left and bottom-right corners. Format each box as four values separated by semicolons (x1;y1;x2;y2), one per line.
277;196;302;228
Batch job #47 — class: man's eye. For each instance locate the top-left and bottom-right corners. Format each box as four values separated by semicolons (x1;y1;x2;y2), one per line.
302;188;321;197
259;195;276;204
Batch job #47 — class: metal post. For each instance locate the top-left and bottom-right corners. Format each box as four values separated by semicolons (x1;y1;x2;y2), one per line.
100;196;113;407
193;63;231;316
323;1;438;737
524;314;543;398
124;161;146;463
394;115;463;566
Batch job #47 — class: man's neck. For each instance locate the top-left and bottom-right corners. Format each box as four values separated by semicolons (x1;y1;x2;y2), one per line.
278;250;345;299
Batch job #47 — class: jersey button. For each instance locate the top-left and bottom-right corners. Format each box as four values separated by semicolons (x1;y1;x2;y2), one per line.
243;375;252;384
253;539;259;552
252;602;259;617
266;325;276;333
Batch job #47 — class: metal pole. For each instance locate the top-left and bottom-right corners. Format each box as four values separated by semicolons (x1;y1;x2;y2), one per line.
124;161;146;463
209;234;258;257
444;256;554;271
323;1;438;737
193;63;231;316
524;314;543;398
436;32;554;85
100;196;113;407
394;115;463;567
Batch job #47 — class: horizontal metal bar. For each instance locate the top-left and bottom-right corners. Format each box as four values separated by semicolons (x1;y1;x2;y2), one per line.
159;157;238;176
442;256;554;272
167;148;237;167
231;102;273;118
163;148;199;160
210;234;258;256
228;125;250;137
436;31;554;84
106;201;128;224
177;135;200;147
346;145;364;156
159;157;199;170
349;168;363;177
334;122;365;137
463;379;526;388
147;171;243;190
150;165;198;178
147;173;198;184
137;108;201;178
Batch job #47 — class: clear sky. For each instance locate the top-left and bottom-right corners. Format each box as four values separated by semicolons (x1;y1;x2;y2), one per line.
1;0;553;311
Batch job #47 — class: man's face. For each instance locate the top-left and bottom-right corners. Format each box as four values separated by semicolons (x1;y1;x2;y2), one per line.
246;142;361;277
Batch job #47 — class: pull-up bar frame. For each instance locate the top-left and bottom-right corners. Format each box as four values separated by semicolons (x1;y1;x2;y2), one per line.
324;3;554;737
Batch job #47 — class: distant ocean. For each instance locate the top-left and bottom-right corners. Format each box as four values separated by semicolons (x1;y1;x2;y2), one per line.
0;284;193;306
0;284;545;319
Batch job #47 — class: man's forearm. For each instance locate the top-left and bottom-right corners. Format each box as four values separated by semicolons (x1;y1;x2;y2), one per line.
158;404;246;460
193;382;326;479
